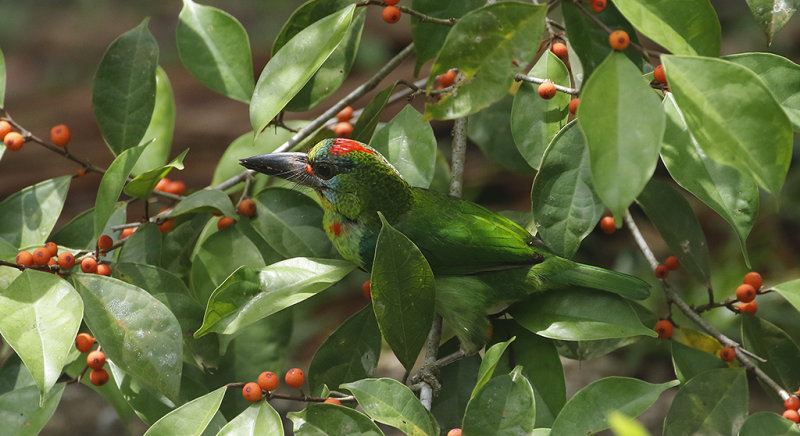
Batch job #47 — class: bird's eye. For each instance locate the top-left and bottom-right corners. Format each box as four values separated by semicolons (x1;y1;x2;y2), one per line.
313;162;336;180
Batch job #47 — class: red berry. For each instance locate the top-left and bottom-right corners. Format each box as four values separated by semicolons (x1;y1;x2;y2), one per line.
591;0;607;12
155;177;170;192
87;350;106;369
16;251;34;267
96;263;111;276
4;131;25;151
77;168;86;178
538;81;557;99
334;122;354;138
653;65;667;84
609;30;630;51
551;42;568;59
237;198;257;217
737;301;757;314
783;409;800;423
665;255;680;271
362;280;372;299
258;371;279;391
81;257;98;274
743;271;763;290
285;368;305;389
50;124;71;147
384;0;399;4
33;247;51;266
382;5;401;23
599;216;616;234
568;98;580;115
654;320;674;339
336;106;354;122
97;235;113;251
90;368;109;386
655;264;669;279
45;241;59;257
242;382;263;402
58;251;76;269
323;398;342;405
164;180;187;196
75;333;95;353
0;120;12;139
736;284;756;303
719;347;736;362
447;429;462;436
120;227;135;240
158;219;174;234
784;395;800;411
437;70;457;88
217;217;235;230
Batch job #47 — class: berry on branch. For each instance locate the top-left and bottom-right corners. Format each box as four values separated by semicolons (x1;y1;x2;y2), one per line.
654;264;669;279
736;284;756;303
285;368;305;389
382;6;401;23
87;350;106;369
437;70;457;88
551;42;568;60
4;131;25;151
599;216;615;234
238;198;257;217
609;30;630;51
568;98;580;115
242;382;263;402
50;124;71;147
81;257;98;274
719;347;735;362
258;371;279;391
654;320;674;339
743;271;762;290
591;0;607;12
90;368;109;386
16;251;34;267
75;333;96;353
58;251;76;269
336;106;354;122
538;81;557;99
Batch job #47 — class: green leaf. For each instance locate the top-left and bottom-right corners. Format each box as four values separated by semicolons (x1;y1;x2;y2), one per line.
74;274;183;402
472;337;515;398
92;18;159;155
169;189;235;218
578;52;665;220
745;0;799;44
195;258;354;337
740;411;800;436
532;121;604;258
218;401;283;436
410;0;483;74
468;94;535;175
161;213;210;278
94;144;147;236
510;289;657;341
773;278;800;313
670;341;726;384
124;148;187;199
177;0;254;103
0;47;5;109
132;66;175;175
724;52;800;130
607;411;652;436
613;0;721;56
351;83;396;143
636;179;711;282
211;126;299;187
371;213;435;370
660;94;757;266
250;5;354;137
342;378;439;436
144;386;226;436
431;339;481;433
555;337;640;361
425;2;546;120
551;377;678;435
289;403;384;436
105;361;174;425
663;368;748;436
0;271;82;402
370;105;437;188
463;367;536;435
663;55;793;196
741;314;800;400
51;203;127;250
308;306;381;396
0;383;65;436
0;176;70;249
511;51;571;169
119;223;163;267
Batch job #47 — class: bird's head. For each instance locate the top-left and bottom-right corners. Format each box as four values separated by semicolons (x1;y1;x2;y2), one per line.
240;138;412;221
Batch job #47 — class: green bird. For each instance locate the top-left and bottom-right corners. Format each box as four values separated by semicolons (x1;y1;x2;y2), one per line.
241;138;648;350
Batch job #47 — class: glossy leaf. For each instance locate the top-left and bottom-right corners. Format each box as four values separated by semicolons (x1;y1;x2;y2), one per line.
660;95;757;265
425;2;546;119
607;411;651;436
663;368;748;436
105;360;174;425
613;0;720;56
118;222;162;266
740;411;800;436
342;378;439;436
472;337;515;398
578;52;665;220
218;401;283;436
132;67;175;175
773;278;800;313
74;274;183;402
663;55;793;196
124;148;187;199
670;341;726;384
94;144;146;236
0;383;64;436
351;83;395;143
161;213;210;277
370;105;437;188
555;337;640;361
510;288;657;341
0;270;82;401
195;258;354;337
511;51;570;169
371;213;435;370
463;367;535;435
289;403;383;436
636;179;711;282
92;19;159;155
51;203;127;250
532;121;604;258
308;306;381;396
551;377;678;435
741;314;800;399
468;94;535;175
169;189;235;218
177;0;254;103
250;5;354;137
0;176;70;249
144;387;226;436
745;0;799;44
410;0;483;74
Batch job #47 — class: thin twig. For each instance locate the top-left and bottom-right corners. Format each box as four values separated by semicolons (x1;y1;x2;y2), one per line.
356;1;456;25
570;0;664;59
223;382;354;402
514;73;580;95
449;118;468;198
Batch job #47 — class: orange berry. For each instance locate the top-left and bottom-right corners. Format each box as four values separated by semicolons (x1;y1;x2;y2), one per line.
237;198;257;217
362;279;371;299
437;70;457;88
45;241;59;257
33;247;51;266
568;98;580;115
81;257;98;274
90;368;109;386
258;371;279;391
737;301;757;314
382;5;401;23
665;255;680;271
75;333;95;353
719;347;735;362
447;429;462;436
158;219;174;234
97;234;113;251
58;251;76;269
323;398;342;405
736;284;756;303
285;368;305;389
653;65;666;84
217;217;235;230
16;251;34;267
743;271;763;290
48;257;58;267
4;131;25;151
784;395;800;411
609;30;630;51
50;124;71;147
599;216;616;234
551;42;568;59
538;81;557;99
591;0;607;12
87;350;106;369
165;180;187;196
654;264;669;279
783;409;800;423
120;227;135;239
154;177;170;192
336;106;354;122
77;168;86;178
334;122;354;138
384;0;399;4
654;320;674;339
96;263;111;276
242;382;263;402
0;120;12;139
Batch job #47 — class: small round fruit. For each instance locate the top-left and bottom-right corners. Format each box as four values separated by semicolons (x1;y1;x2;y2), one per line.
96;263;111;276
285;368;305;389
654;320;674;339
238;198;257;217
98;234;113;251
45;241;59;257
77;168;86;178
81;257;98;274
784;395;800;411
58;251;76;269
736;284;756;303
158;219;174;234
738;301;757;314
242;382;263;402
120;227;135;240
654;264;669;279
568;98;580;115
437;70;457;88
591;0;607;12
4;131;25;151
653;65;666;84
719;347;735;362
165;180;187;196
447;429;462;436
336;106;354;122
217;217;235;230
362;279;372;299
599;216;616;234
75;333;96;353
384;0;399;4
16;251;34;267
382;5;401;23
90;368;109;386
87;350;106;369
155;177;170;192
538;81;557;99
743;271;763;290
609;30;630;51
50;124;71;147
258;371;279;391
551;42;568;59
665;255;680;271
323;398;342;405
334;122;354;138
0;120;12;139
783;409;800;423
33;247;51;266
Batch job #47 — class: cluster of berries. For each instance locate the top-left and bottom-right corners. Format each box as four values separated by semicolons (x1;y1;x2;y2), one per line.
654;255;680;279
382;0;401;24
735;271;762;314
333;106;354;138
154;177;187;196
75;333;110;386
240;368;339;405
1;120;70;151
783;393;800;423
217;197;257;230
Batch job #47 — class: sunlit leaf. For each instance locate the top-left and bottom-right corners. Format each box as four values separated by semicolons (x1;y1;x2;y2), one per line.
0;176;70;249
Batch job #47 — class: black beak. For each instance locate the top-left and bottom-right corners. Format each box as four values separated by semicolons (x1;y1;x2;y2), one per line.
239;152;321;188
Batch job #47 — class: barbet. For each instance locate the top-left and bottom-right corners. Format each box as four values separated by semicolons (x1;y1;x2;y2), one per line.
241;138;648;350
